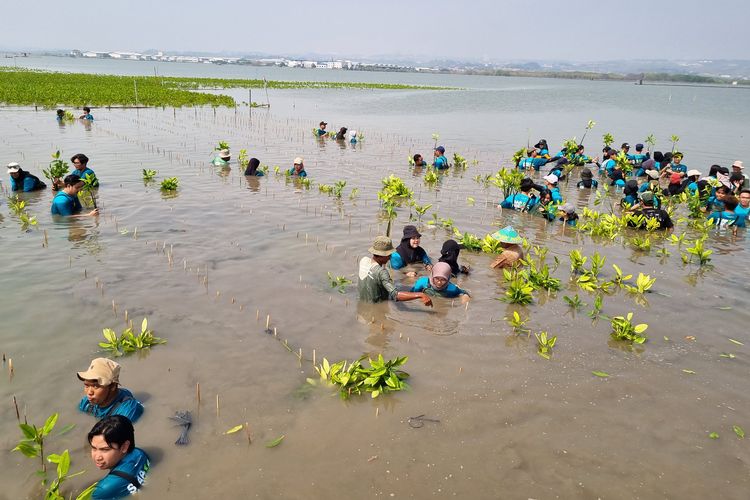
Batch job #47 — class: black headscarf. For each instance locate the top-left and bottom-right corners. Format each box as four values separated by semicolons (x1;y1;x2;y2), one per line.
438;239;462;275
623;179;639;197
395;225;426;265
244;158;260;176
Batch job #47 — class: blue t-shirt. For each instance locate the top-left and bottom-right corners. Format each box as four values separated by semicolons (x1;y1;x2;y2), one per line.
410;276;467;298
628;153;648;166
390;250;432;270
316;128;327;136
81;114;94;121
549;187;563;203
706;196;725;212
708;211;745;228
500;192;537;211
51;191;83;216
671;164;687;174
287;167;307;177
735;205;750;221
211;157;229;166
433;155;449;170
92;447;150;499
601;159;616;175
577;179;598;189
10;172;46;192
518;157;547;171
622;194;639;207
78;388;144;423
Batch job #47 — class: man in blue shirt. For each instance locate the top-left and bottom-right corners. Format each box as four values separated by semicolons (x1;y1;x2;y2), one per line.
316;121;328;136
708;195;746;229
71;153;99;187
518;149;549;171
77;358;144;423
736;189;750;221
433;146;449;170
51;175;99;217
8;162;46;192
79;106;94;120
499;178;538;211
87;415;150;499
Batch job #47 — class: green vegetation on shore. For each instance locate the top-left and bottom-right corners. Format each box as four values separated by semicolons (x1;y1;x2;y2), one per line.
0;67;454;107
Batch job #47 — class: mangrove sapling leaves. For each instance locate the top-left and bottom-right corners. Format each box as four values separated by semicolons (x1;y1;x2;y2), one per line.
728;338;744;346
315;355;409;400
160;177;179;191
265;435;285;448
142;169;157;182
610;313;648;344
224;425;244;435
682;369;696;375
709;432;719;439
98;318;166;357
733;425;745;439
719;353;735;359
535;331;556;359
43;151;69;184
327;272;352;293
592;371;610;378
563;294;585;310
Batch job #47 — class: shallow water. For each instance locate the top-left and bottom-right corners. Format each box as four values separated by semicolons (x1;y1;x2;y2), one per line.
1;70;750;499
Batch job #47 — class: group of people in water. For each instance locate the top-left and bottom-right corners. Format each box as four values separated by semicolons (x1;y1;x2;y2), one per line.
505;138;749;230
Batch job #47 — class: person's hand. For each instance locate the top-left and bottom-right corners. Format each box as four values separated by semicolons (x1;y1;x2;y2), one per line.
89;208;99;216
420;294;433;307
593;156;600;163
460;265;470;274
406;271;417;278
425;264;433;272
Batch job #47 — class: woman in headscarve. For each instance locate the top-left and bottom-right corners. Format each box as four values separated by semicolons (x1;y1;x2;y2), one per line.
410;262;470;299
438;239;470;275
390;225;432;277
244;158;264;176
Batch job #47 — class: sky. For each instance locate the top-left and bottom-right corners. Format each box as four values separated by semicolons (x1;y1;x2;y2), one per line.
2;0;748;62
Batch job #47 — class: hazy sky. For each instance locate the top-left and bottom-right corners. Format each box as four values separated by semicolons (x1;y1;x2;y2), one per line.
3;0;748;61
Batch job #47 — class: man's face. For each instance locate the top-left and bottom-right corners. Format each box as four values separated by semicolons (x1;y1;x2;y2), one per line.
72;159;84;170
320;123;326;130
90;435;129;470
414;155;422;164
717;189;728;200
674;156;682;164
739;192;750;208
83;380;117;406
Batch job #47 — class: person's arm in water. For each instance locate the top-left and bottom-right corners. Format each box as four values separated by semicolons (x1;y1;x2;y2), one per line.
395;291;433;306
378;266;432;306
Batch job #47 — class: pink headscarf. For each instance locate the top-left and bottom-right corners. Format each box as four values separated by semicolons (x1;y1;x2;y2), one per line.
430;262;452;290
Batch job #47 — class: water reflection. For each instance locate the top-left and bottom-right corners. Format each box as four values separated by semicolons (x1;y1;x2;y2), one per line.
245;176;261;192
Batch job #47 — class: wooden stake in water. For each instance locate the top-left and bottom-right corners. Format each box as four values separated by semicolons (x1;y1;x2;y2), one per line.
266;315;270;330
216;394;220;416
13;394;20;423
196;383;201;404
112;300;117;317
43;229;48;247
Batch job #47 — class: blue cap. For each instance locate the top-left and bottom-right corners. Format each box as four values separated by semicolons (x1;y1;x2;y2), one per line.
435;146;445;153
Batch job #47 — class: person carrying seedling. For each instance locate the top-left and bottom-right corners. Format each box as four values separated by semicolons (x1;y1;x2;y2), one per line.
77;358;144;423
71;153;98;187
358;235;433;307
79;106;94;121
86;415;150;499
489;226;525;269
7;162;46;192
316;121;328;136
51;175;99;217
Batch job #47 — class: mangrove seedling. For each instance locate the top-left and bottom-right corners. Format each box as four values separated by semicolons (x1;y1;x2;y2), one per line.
511;147;527;167
670;135;680;153
610;313;648;344
79;173;98;209
500;272;534;305
314;355;410;399
7;195;38;231
454;230;482;251
563;294;585;310
645;134;656;150
160;177;179;191
535;331;557;359
668;232;686;247
42;151;69;187
588;251;606;277
685;237;712;265
215;141;230;151
407;155;415;166
569;249;587;274
45;450;86;500
12;413;58;473
238;149;249;167
602;132;614;148
99;317;166;357
452;153;468;169
142;169;157;182
588;295;604;319
431;133;440;149
411;202;432;222
348;187;359;200
611;264;632;287
505;311;531;335
423;167;439;185
629;235;652;252
624;273;656;295
327;272;352;294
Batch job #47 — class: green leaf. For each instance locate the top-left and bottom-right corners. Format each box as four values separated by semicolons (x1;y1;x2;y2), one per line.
19;423;37;440
719;353;735;359
709;432;719;439
733;425;745;439
592;371;610;378
633;324;648;334
224;424;244;435
42;413;58;436
56;423;76;437
265;435;285;448
728;338;744;346
13;442;40;458
682;369;696;374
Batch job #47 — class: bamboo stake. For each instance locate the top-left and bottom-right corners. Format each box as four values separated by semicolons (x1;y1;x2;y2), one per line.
13;394;20;423
196;383;201;404
216;394;220;416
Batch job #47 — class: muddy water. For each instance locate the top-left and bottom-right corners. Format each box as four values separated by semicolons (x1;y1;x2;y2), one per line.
1;97;749;500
